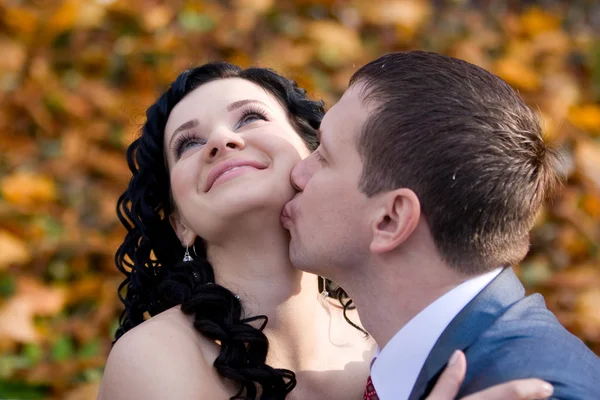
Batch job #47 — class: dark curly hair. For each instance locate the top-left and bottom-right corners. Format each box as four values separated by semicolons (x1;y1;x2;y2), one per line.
114;62;360;400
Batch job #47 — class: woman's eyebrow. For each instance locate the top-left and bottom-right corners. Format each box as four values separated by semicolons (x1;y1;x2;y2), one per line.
169;119;199;148
227;99;268;112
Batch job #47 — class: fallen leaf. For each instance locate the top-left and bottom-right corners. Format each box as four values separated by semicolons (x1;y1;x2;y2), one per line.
1;172;58;207
569;104;600;135
575;288;600;340
142;5;174;31
3;6;39;38
574;139;600;189
305;21;363;67
520;7;561;37
0;230;30;270
493;57;541;91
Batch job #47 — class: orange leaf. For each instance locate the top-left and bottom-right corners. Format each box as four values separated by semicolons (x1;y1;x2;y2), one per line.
0;39;27;73
142;5;174;31
0;299;39;342
569;104;600;135
1;171;58;207
493;57;541;92
574;139;600;189
0;230;30;270
0;277;65;343
3;6;39;38
46;0;80;36
520;7;561;37
360;0;431;29
576;288;600;340
234;0;274;14
63;382;100;400
305;21;362;67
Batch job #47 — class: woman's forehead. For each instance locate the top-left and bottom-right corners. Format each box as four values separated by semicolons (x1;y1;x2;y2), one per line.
164;78;283;135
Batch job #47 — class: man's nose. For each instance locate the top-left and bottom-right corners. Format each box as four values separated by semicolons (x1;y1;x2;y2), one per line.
204;130;245;161
290;156;314;191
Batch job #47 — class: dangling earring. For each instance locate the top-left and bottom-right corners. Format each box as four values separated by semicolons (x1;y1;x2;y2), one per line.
183;244;193;262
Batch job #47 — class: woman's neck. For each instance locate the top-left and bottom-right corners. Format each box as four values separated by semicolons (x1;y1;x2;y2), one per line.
205;215;336;371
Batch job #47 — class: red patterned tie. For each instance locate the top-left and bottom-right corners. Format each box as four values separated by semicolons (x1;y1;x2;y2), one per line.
363;375;379;400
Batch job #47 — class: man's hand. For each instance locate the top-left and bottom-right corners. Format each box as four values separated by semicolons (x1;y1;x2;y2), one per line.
426;350;554;400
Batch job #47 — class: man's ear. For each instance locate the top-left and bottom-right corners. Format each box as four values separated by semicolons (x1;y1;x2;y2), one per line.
169;211;196;247
369;188;421;254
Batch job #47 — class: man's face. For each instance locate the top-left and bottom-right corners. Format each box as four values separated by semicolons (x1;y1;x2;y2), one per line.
282;85;373;277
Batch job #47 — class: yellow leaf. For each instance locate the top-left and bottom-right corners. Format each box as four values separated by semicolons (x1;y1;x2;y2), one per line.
0;230;30;270
0;299;39;342
493;57;541;92
305;21;362;67
17;277;66;316
547;264;600;290
361;0;431;28
1;172;58;206
520;7;561;37
234;0;274;14
574;139;600;189
0;278;66;343
77;2;106;28
3;6;39;38
0;39;27;73
576;288;600;340
46;0;80;35
568;104;600;135
581;194;600;218
142;5;174;31
63;382;100;400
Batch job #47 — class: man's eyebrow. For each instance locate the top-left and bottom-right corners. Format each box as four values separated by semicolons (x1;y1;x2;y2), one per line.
169;119;199;148
226;99;268;112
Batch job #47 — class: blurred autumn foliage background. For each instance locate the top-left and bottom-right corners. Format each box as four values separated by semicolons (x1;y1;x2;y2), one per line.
0;0;598;398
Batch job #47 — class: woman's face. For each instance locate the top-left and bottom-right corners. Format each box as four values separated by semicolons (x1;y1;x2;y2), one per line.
163;78;311;244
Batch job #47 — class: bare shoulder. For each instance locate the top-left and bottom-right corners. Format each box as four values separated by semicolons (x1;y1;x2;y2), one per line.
98;307;234;400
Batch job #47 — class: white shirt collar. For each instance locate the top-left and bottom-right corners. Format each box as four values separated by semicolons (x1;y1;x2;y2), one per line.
370;267;503;400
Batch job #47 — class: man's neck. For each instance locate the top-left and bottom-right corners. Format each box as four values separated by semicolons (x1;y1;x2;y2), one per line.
341;257;471;348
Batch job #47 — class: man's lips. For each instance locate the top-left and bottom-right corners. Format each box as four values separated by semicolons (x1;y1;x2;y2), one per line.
205;158;267;191
280;201;293;227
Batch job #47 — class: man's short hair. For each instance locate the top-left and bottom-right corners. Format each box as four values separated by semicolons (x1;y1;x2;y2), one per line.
350;51;559;274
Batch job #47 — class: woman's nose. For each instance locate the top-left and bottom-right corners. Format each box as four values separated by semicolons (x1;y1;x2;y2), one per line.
204;130;245;160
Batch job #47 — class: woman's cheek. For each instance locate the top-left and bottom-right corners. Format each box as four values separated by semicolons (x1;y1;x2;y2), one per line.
170;163;196;203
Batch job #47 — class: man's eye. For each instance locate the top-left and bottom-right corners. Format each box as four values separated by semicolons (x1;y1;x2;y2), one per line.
315;151;326;164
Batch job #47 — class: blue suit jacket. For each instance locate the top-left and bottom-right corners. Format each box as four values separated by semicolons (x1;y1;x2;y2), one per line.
408;268;600;400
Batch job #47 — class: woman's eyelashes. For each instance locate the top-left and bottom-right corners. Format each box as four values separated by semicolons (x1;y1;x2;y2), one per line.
235;105;269;128
172;106;270;159
173;131;207;158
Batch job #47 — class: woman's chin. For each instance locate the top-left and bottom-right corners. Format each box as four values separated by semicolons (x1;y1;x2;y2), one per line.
212;191;291;218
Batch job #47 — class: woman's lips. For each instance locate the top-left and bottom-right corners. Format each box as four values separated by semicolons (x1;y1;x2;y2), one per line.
211;165;260;189
205;158;268;191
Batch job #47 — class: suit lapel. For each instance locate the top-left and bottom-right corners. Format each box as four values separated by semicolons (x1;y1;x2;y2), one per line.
408;268;526;400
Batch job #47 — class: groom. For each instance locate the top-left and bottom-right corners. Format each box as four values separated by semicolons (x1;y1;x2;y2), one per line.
282;51;600;399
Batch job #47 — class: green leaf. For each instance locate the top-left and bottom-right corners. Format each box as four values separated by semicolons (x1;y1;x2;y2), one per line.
0;380;49;400
22;344;43;367
50;336;74;362
592;42;600;102
177;10;215;32
0;274;15;298
78;338;100;360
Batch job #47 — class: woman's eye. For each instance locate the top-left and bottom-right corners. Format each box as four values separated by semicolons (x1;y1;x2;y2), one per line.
239;112;266;127
177;137;206;157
